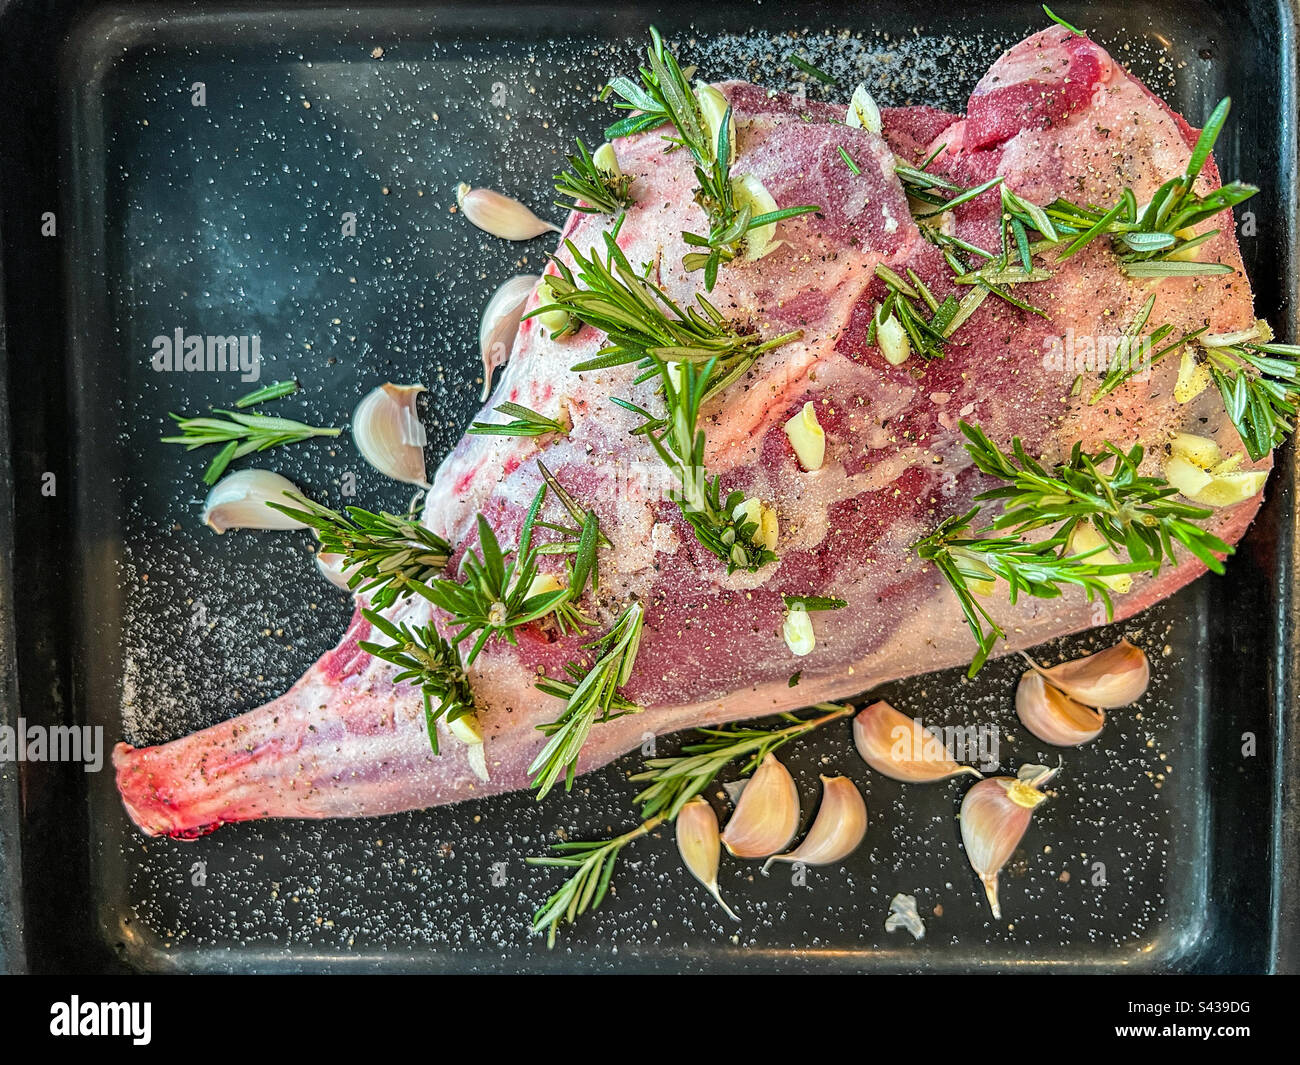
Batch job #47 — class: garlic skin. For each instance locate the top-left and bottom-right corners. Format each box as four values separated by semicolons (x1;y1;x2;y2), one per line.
1015;671;1104;746
455;183;559;240
885;893;926;940
1023;639;1149;709
203;470;309;533
960;764;1058;919
853;700;982;783
478;274;539;401
763;775;866;871
353;383;430;487
721;754;800;859
676;797;739;920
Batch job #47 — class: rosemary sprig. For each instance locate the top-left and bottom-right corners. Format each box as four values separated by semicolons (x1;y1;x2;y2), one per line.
267;492;452;609
870;263;962;360
1088;293;1209;403
542;230;802;402
162;408;341;485
789;54;837;85
530;601;645;799
554;137;635;215
235;380;298;408
528;815;665;948
601;28;819;289
467;402;569;437
916;421;1233;674
416;481;584;664
527;703;851;945
358;608;475;753
632;703;852;820
1200;338;1300;460
615;356;777;573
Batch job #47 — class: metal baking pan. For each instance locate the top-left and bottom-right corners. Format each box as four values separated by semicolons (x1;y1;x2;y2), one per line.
0;0;1296;973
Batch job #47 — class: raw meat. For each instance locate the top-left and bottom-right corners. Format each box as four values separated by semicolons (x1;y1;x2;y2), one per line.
115;28;1268;837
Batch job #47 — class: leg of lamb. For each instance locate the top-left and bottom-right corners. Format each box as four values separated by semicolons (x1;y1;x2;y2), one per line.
114;28;1269;837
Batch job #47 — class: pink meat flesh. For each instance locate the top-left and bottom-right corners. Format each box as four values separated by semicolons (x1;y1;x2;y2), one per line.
115;29;1269;837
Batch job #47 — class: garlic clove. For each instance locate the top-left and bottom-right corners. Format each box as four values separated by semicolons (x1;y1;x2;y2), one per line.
1023;639;1149;709
456;182;559;240
853;700;982;783
1164;453;1214;498
535;277;575;338
1015;670;1104;746
784;401;826;471
448;713;489;783
1173;347;1211;403
758;506;779;552
316;550;363;591
676;797;739;920
875;306;911;365
959;764;1058;919
846;83;883;134
1169;431;1223;469
592;140;622;177
1188;469;1268;507
1065;520;1132;594
721;753;800;859
782;603;815;656
203;470;310;533
479;274;539;401
732;496;778;551
763;775;866;870
694;82;737;165
353;383;430;487
730;173;781;259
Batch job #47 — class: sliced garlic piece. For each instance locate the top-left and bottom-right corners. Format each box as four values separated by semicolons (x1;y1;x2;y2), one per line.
1169;432;1222;469
525;571;564;599
592;140;622;177
535;277;574;337
763;775;867;870
695;82;737;164
875;306;911;365
479;274;539;401
1023;639;1149;709
353;383;430;487
846;83;883;134
758;505;779;552
1201;324;1263;347
448;713;489;783
782;603;815;656
731;496;778;551
1164;454;1214;498
1190;469;1268;506
1065;520;1132;594
676;797;739;919
853;700;982;783
1173;347;1211;403
203;470;310;533
731;173;781;259
784;401;826;471
960;764;1057;919
721;754;800;859
1015;671;1104;746
456;183;559;240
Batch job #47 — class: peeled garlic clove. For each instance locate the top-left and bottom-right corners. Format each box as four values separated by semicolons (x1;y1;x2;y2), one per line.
853;700;982;783
448;713;489;783
1015;671;1104;746
676;797;739;920
782;604;815;656
695;82;737;164
721;753;800;859
1190;469;1268;507
535;277;574;337
875;306;911;365
730;173;781;259
592;140;622;177
203;470;310;533
784;401;826;471
846;83;883;134
763;775;866;870
1164;453;1214;498
1169;431;1223;469
353;383;430;487
1065;520;1132;594
479;274;539;401
456;182;559;240
1024;639;1149;709
1173;348;1212;403
960;764;1058;919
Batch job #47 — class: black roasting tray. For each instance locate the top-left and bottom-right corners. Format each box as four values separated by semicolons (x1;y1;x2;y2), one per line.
0;0;1297;973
